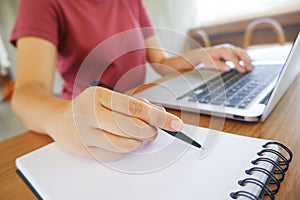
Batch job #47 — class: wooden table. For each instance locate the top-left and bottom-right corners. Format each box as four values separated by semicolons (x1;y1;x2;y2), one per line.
1;74;300;200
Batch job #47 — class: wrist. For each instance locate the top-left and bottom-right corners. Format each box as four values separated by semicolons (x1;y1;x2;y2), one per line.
43;98;70;137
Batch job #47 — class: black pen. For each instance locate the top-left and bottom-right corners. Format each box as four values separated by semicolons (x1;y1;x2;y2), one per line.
88;80;203;149
160;128;202;149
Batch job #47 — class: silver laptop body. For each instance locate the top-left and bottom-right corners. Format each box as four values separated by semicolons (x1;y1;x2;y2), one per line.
135;32;300;122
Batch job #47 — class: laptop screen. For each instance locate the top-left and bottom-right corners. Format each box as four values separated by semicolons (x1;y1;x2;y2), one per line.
261;32;300;121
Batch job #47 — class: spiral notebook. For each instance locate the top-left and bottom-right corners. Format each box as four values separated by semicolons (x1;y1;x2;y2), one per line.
16;124;292;200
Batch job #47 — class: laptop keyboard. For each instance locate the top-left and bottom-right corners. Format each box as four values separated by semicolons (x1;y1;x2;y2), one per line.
179;66;281;108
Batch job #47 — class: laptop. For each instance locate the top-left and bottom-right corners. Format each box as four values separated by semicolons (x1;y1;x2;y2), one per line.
134;32;300;122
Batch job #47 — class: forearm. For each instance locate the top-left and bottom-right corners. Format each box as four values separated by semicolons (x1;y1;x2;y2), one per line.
12;83;68;134
145;36;209;75
151;48;208;75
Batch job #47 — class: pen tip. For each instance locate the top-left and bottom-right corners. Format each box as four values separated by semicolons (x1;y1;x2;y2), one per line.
192;141;202;149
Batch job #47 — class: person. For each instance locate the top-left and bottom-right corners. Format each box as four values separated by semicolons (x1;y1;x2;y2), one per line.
10;0;252;162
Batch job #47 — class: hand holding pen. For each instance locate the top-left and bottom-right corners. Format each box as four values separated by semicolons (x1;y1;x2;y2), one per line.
48;80;202;163
88;81;203;150
77;84;184;161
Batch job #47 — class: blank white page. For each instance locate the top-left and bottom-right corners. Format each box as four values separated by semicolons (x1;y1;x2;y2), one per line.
16;124;276;200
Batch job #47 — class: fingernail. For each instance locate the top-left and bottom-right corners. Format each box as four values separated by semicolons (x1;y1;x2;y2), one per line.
240;68;246;73
224;66;231;72
170;119;183;131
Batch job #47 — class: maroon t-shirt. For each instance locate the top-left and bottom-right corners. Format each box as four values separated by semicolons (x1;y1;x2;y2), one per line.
11;0;154;99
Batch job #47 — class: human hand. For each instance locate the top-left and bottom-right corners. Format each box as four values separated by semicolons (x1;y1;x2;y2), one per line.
205;44;252;73
45;87;183;162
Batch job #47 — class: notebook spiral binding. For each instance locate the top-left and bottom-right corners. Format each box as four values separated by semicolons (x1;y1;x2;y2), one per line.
230;141;293;200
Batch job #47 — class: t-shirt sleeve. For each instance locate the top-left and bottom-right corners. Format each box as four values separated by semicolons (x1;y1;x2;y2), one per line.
138;0;155;39
10;0;60;47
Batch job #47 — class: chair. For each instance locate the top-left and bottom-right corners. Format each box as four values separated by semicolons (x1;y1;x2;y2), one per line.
185;28;211;51
243;17;287;49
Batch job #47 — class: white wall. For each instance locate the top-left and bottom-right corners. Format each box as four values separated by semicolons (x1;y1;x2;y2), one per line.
0;0;18;79
143;0;200;82
143;0;200;53
197;0;300;27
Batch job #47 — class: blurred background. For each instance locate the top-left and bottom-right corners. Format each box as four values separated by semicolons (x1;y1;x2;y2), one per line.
1;0;299;141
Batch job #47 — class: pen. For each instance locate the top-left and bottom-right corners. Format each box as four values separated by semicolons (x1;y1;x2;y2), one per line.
88;80;203;149
160;128;202;149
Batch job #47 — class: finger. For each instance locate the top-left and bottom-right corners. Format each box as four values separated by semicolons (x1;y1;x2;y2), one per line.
221;48;246;73
211;60;231;72
232;48;252;72
96;87;183;131
137;97;166;112
87;146;127;162
81;128;143;153
95;104;158;140
137;97;150;103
